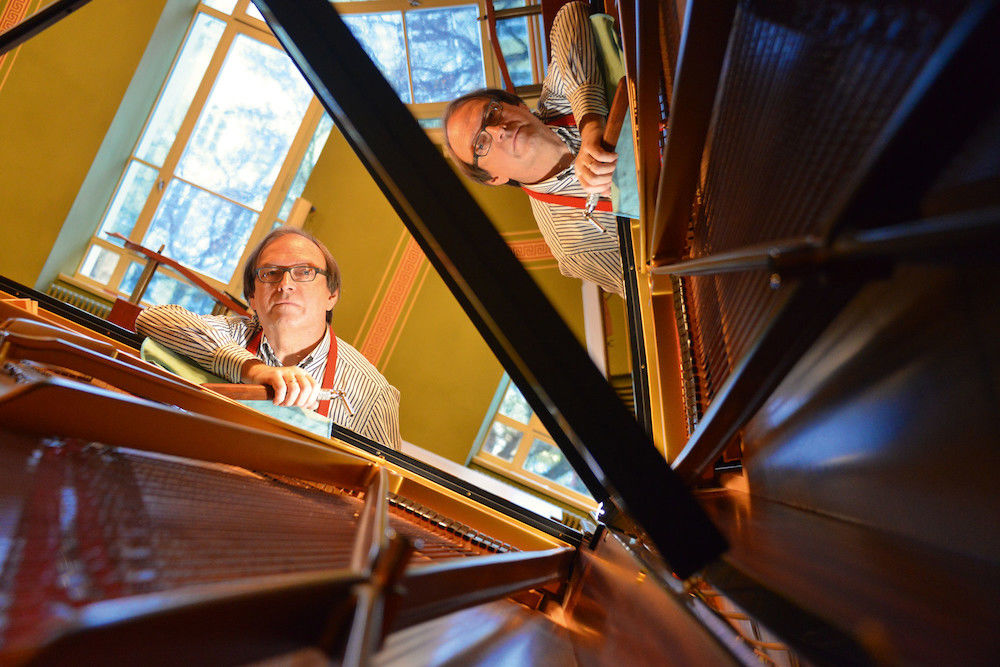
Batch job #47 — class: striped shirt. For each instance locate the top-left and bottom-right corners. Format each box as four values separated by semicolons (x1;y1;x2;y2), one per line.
135;304;401;450
526;0;625;297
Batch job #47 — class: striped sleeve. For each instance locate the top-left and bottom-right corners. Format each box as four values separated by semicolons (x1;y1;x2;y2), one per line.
540;1;607;123
330;340;402;450
135;304;258;382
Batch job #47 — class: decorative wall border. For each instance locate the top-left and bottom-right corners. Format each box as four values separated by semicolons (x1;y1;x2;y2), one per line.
507;238;556;264
358;235;425;367
0;0;45;95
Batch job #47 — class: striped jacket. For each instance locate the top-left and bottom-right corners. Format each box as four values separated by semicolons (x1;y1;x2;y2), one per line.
526;0;625;297
136;304;401;450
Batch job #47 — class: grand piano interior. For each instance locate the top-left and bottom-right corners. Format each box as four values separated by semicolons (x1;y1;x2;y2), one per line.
1;0;998;664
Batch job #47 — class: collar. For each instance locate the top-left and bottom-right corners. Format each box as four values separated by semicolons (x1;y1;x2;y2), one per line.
254;326;330;368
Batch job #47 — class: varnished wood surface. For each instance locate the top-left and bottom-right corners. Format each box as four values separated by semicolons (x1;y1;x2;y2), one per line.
0;296;139;357
375;599;578;666
563;530;748;666
374;529;745;666
0;372;375;490
700;488;1000;665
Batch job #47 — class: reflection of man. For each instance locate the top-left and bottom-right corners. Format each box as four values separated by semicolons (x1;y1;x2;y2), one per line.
136;227;401;450
443;1;625;297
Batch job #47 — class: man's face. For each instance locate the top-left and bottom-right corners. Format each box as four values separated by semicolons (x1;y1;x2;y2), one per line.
446;97;562;185
248;234;338;333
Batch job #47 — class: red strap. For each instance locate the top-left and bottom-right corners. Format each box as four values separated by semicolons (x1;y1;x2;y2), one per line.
544;113;576;127
245;329;262;355
246;325;339;417
522;187;613;212
529;114;612;212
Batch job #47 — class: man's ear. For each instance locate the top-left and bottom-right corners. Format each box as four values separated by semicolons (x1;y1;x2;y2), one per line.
327;289;340;312
486;174;509;186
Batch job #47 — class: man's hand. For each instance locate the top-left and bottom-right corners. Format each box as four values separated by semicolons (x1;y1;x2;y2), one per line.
241;359;320;410
574;114;617;195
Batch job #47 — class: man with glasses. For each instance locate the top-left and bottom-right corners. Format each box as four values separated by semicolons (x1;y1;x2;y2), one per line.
136;227;401;449
443;1;625;297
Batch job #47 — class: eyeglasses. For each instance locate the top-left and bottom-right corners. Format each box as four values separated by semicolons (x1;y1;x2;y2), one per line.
471;101;504;168
255;265;328;283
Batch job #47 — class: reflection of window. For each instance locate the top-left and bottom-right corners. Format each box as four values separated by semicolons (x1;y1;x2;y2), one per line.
335;0;545;131
493;0;541;87
473;375;595;510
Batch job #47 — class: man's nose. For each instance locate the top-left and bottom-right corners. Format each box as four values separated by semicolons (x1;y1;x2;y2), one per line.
276;270;297;289
485;120;508;141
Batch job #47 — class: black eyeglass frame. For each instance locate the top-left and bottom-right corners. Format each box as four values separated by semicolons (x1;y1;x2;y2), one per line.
254;264;329;283
471;100;504;168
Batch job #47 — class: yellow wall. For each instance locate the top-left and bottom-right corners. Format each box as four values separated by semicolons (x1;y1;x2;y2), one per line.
0;0;169;285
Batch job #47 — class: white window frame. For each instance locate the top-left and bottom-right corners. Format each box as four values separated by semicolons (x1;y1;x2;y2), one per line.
472;374;598;512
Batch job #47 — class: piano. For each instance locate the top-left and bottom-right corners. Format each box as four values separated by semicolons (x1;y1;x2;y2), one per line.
1;0;997;664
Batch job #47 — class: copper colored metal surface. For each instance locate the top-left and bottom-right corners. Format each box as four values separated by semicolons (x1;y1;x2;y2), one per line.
0;435;366;650
351;468;390;572
0;431;565;662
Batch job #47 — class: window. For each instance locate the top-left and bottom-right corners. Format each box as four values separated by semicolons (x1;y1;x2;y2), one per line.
333;0;545;132
73;0;543;312
75;1;331;312
472;375;597;510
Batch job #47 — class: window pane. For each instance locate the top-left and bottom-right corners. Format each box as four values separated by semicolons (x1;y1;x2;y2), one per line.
203;0;237;13
121;263;216;315
80;245;120;283
407;5;485;103
176;34;313;209
482;421;522;462
498;382;532;424
136;13;225;166
245;4;263;20
97;161;159;243
278;113;334;220
142;179;257;283
341;13;411;103
523;439;590;495
494;4;533;87
417;118;442;129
